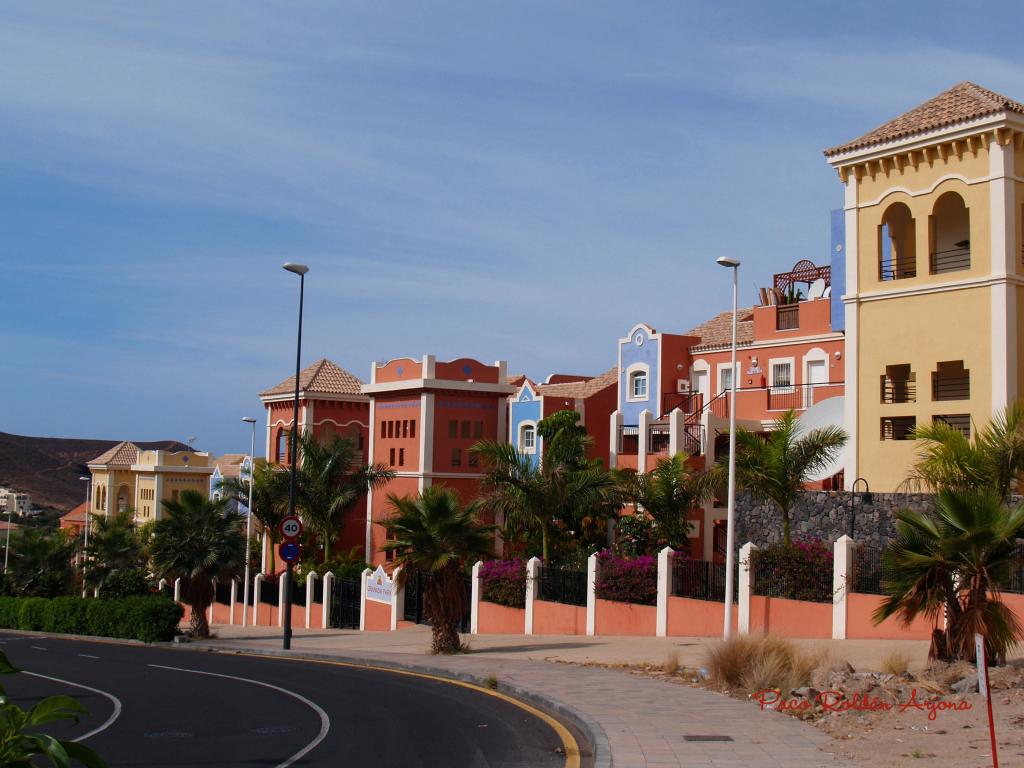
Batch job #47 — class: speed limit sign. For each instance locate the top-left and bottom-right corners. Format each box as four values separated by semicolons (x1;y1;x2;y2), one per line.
279;515;303;540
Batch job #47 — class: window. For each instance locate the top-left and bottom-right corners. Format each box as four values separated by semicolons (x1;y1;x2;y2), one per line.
879;202;916;281
460;421;471;439
389;448;396;466
448;420;458;438
387;421;394;438
402;420;409;438
881;416;916;441
380;421;387;438
451;448;462;467
771;362;793;390
932;361;970;401
410;420;416;439
520;424;536;451
630;371;647;399
929;192;970;274
935;414;970;438
468;452;478;468
398;448;405;467
719;367;734;394
881;364;916;404
473;421;483;439
277;432;288;462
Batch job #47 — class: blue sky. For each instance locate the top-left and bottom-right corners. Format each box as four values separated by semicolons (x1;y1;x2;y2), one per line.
3;2;1023;456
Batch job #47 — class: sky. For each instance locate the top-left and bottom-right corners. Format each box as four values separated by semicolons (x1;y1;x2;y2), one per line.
3;2;1024;456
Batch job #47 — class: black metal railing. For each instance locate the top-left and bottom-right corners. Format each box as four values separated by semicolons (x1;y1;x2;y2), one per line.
292;580;307;606
537;565;588;606
260;578;279;605
930;247;970;274
402;571;471;631
853;546;885;595
879;256;916;281
682;423;705;456
1003;542;1024;595
881;416;917;441
776;304;799;331
671;558;737;602
933;374;970;401
214;580;232;605
880;377;916;404
330;577;361;629
752;558;834;603
313;577;324;604
648;425;671;454
934;414;971;438
766;382;839;411
617;426;640;455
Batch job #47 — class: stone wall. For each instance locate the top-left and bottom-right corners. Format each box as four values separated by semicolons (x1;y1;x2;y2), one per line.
735;490;936;552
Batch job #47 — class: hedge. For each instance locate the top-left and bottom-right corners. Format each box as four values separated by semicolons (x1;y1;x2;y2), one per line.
0;596;183;642
595;551;657;605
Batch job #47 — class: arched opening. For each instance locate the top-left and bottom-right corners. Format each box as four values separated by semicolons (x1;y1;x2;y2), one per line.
519;423;536;452
929;191;970;274
629;370;648;399
116;485;130;513
879;202;916;281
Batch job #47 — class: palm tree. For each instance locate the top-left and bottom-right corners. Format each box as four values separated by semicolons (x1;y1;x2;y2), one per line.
294;432;394;562
6;528;76;597
83;509;146;590
613;454;719;553
731;410;847;545
381;486;495;654
875;489;1024;663
222;460;290;575
904;403;1024;499
150;490;245;637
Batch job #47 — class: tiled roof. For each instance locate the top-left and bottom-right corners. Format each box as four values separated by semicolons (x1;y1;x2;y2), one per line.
538;366;618;399
62;502;89;524
260;359;364;397
686;308;756;350
825;82;1024;158
88;441;140;467
213;454;248;480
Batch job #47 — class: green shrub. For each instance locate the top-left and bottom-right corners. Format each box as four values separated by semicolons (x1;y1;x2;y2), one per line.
0;595;182;642
101;569;151;598
479;559;526;608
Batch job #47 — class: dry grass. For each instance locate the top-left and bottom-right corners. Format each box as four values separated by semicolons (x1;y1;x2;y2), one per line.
705;634;826;693
881;650;911;676
663;651;680;676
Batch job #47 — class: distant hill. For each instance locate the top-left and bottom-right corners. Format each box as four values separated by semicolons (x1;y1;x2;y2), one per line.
0;432;193;513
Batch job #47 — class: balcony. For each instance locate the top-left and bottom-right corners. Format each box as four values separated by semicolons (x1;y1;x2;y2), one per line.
775;304;799;331
766;382;843;411
930;246;970;274
879;255;916;281
647;424;671;455
880;377;916;404
933;373;970;401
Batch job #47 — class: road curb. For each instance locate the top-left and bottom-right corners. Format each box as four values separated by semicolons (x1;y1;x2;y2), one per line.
190;641;612;768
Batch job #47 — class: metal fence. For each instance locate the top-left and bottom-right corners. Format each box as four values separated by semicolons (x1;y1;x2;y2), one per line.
852;546;885;595
313;578;324;604
537;565;588;606
1005;542;1024;595
214;580;233;605
402;571;471;631
330;577;361;629
752;555;834;604
670;558;737;603
260;579;279;605
291;580;306;606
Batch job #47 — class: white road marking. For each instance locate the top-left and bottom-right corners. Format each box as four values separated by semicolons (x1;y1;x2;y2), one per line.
78;654;100;659
23;671;123;742
30;646;47;651
149;663;330;768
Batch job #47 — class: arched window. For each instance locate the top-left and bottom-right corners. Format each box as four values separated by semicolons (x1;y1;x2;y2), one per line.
629;370;648;399
879;202;916;281
276;431;288;463
930;191;970;274
519;423;536;452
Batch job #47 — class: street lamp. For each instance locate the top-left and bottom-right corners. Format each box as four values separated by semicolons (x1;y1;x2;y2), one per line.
76;475;91;594
241;417;257;627
282;262;309;650
717;255;740;639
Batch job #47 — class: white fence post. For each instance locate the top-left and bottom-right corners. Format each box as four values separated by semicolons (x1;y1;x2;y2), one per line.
229;579;238;625
359;568;370;631
470;562;481;634
656;546;672;637
525;556;540;635
173;577;181;603
158;578;168;592
638;409;652;474
833;535;855;640
738;542;757;635
253;574;263;626
208;579;216;624
277;572;288;628
586;552;598;636
321;572;334;629
390;566;403;631
305;573;318;630
667;408;684;458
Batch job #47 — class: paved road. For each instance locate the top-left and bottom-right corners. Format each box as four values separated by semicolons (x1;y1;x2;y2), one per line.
0;633;569;767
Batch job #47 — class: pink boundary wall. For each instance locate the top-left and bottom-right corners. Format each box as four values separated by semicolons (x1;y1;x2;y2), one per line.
533;600;587;635
667;596;737;636
477;601;525;634
595;599;656;636
847;593;933;640
363;599;391;631
749;596;831;639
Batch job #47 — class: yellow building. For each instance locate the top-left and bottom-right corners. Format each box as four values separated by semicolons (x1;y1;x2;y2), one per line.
825;82;1024;491
87;441;215;523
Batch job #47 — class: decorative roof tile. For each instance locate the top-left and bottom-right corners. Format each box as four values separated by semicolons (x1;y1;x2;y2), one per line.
538;367;619;399
260;359;364;397
825;82;1024;158
88;441;140;467
686;308;756;351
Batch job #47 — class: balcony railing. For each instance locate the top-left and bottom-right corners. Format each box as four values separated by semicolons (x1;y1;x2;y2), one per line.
880;377;916;404
617;425;639;455
933;374;970;401
647;424;671;454
775;304;799;331
766;382;839;411
930;247;970;274
879;256;916;281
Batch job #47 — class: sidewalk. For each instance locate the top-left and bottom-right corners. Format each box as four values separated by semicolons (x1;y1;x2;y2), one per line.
196;625;865;767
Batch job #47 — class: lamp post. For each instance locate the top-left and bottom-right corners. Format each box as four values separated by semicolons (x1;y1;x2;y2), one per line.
717;255;740;639
241;417;257;627
282;262;309;650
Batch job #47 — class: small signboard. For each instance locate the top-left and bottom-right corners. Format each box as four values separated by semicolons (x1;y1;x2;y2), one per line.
365;565;394;604
279;515;303;540
279;541;301;563
976;633;988;699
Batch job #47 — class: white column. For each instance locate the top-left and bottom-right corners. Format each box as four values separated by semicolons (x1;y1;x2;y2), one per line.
305;573;318;629
277;571;288;628
208;579;215;625
832;535;855;640
586;552;598;636
158;578;168;592
229;579;237;626
359;568;370;631
842;174;860;488
738;542;756;635
656;546;672;637
390;566;403;631
637;409;652;474
525;557;540;635
667;408;684;458
173;577;181;603
253;574;263;626
470;562;481;634
608;410;623;469
321;572;334;629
